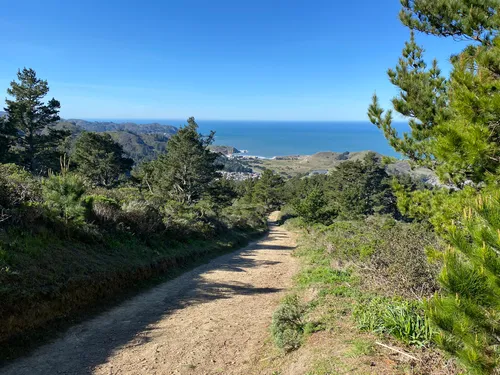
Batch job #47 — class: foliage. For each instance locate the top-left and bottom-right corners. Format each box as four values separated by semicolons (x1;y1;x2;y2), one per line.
251;169;285;210
328;153;397;218
141;117;221;204
369;1;500;373
42;168;87;225
399;0;500;45
271;295;306;352
4;68;69;174
0;163;42;226
426;194;500;374
0;163;41;209
72;132;133;187
0;116;16;164
353;297;433;347
292;188;337;225
291;216;439;299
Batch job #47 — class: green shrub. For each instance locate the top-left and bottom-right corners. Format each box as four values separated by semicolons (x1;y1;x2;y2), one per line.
271;295;306;352
0;164;43;227
222;202;267;232
305;217;439;297
42;172;87;225
353;297;433;347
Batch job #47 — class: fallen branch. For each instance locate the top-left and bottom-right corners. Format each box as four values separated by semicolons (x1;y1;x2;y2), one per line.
375;341;421;362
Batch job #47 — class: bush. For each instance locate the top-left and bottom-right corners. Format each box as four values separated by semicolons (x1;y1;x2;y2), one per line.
308;217;439;297
42;172;87;225
121;200;164;235
353;297;433;347
0;164;42;226
162;200;219;239
271;295;306;352
222;202;267;232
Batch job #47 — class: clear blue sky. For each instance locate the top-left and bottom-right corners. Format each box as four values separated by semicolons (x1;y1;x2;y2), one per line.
1;0;465;121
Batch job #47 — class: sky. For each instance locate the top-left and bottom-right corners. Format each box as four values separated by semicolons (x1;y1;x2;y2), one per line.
1;0;468;121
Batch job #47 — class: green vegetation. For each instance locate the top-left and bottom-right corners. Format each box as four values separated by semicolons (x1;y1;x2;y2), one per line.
353;297;433;347
368;1;500;373
2;68;69;174
271;295;306;352
72;132;133;187
0;70;277;348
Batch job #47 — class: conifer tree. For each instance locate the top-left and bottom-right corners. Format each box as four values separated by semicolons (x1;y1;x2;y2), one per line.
369;1;500;372
72;132;133;188
147;117;221;204
0;115;16;163
4;68;68;174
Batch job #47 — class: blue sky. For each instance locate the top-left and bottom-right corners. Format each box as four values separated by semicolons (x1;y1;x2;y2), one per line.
1;0;466;121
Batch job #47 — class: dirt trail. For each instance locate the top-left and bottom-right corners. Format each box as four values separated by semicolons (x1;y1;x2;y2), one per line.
1;214;297;375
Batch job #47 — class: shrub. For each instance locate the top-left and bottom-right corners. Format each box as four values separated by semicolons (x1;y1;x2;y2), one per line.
353;297;433;347
162;200;218;239
222;202;267;232
0;163;42;226
309;217;439;298
84;195;121;225
121;200;163;235
42;172;87;225
271;295;306;352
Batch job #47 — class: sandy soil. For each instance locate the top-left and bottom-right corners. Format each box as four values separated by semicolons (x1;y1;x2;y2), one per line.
0;214;297;375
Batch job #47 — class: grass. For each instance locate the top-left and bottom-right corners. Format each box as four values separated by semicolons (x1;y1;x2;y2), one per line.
262;218;453;375
347;339;376;357
0;225;265;363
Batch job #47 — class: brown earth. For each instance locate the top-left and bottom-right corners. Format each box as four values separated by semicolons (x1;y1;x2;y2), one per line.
0;213;298;375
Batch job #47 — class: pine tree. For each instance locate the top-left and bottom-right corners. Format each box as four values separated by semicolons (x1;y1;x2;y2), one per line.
369;1;500;372
72;132;133;188
427;194;500;373
147;117;221;204
4;68;69;174
252;169;284;210
0;115;16;163
368;32;448;166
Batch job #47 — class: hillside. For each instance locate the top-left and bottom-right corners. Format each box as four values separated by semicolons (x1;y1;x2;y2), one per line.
208;145;240;155
247;150;437;183
64;119;177;135
54;120;174;163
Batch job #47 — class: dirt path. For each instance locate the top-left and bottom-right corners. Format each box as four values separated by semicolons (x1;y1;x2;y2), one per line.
1;215;297;375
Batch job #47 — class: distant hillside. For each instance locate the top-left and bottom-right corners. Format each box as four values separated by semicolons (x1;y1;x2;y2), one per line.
247;150;437;183
63;119;177;135
55;119;178;164
208;145;240;155
0;111;6;117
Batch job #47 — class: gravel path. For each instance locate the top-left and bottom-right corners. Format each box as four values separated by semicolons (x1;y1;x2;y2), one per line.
1;215;297;375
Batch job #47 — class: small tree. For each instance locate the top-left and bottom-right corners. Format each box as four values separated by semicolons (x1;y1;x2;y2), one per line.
252;169;285;210
146;117;220;204
4;68;69;174
42;158;86;225
328;153;396;218
292;188;336;224
427;194;500;374
72;132;133;188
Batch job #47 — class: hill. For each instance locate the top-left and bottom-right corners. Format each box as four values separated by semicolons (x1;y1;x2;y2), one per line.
54;119;177;164
63;119;177;135
247;150;437;183
208;145;240;155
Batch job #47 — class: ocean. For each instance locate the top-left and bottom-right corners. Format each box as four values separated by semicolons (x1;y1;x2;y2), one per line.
88;119;409;158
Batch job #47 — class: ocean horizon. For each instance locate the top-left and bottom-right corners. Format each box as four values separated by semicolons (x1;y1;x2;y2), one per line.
83;119;408;159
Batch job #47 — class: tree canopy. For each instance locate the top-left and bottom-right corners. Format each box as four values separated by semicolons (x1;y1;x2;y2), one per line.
3;68;68;174
72;132;133;188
